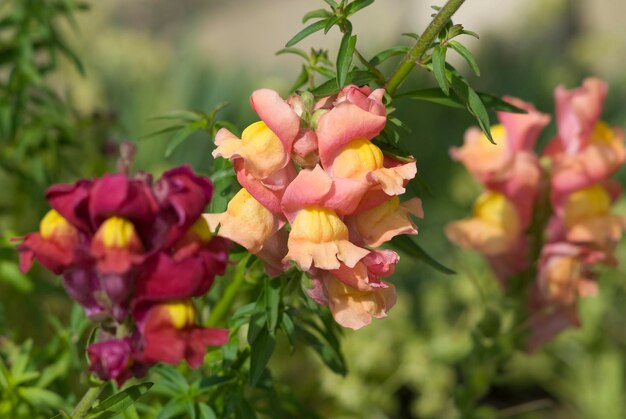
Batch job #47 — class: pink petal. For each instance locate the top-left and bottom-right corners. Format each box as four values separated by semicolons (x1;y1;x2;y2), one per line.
496;97;550;152
250;89;300;156
555;77;607;153
317;103;386;170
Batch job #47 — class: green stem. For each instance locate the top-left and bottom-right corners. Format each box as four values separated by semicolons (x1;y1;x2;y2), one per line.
385;0;466;95
71;382;106;418
206;254;252;326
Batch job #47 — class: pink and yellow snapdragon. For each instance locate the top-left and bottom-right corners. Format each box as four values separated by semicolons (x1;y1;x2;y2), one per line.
208;85;422;329
446;77;626;348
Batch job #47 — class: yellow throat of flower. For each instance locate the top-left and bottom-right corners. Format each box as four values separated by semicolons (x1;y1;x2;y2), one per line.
332;138;384;179
39;209;77;239
188;217;212;243
241;121;285;159
564;184;611;227
589;121;615;145
473;191;519;234
290;207;348;243
162;300;196;329
96;217;139;249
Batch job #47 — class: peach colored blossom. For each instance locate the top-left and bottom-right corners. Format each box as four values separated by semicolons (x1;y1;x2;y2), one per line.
445;191;521;255
347;196;423;247
204;188;281;253
316;85;417;197
280;166;369;271
308;250;398;329
213;89;300;179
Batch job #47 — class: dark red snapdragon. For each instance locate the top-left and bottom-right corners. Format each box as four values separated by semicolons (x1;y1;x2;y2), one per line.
17;165;230;384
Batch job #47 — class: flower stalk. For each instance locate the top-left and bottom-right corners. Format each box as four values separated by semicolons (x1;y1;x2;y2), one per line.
386;0;467;95
70;382;106;418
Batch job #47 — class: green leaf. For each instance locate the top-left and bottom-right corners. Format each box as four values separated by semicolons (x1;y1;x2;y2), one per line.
478;94;527;113
289;65;309;92
18;387;65;409
345;0;375;16
153;365;188;392
155;398;188;419
449;73;494;143
336;31;356;88
461;29;480;39
322;0;339;7
197;375;235;394
281;312;296;351
323;15;340;34
265;277;282;335
302;9;331;23
275;47;309;60
247;305;267;345
10;339;32;378
397;88;526;114
149;110;202;122
165;121;206;158
448;40;480;76
397;88;464;107
402;32;420;41
197;404;217;419
298;326;346;375
37;352;69;388
312;70;376;96
369;46;409;66
143;124;187;139
285;19;328;47
0;261;32;293
249;329;276;387
390;235;455;275
431;45;449;95
88;382;153;418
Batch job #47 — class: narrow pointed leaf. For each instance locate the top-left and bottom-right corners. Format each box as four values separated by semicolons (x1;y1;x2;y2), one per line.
249;329;276;386
289;65;309;92
264;277;282;335
285;19;328;47
461;29;480;39
345;0;374;16
369;46;410;66
396;88;464;108
390;235;455;275
324;15;340;33
275;47;309;60
336;32;356;88
312;70;376;96
302;9;332;23
88;383;153;418
478;93;527;113
448;40;480;76
398;88;526;114
432;45;449;95
402;32;420;41
449;73;494;143
165;122;207;157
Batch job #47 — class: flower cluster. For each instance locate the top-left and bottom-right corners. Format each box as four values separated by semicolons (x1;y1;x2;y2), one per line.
207;85;422;329
446;78;626;348
17;166;230;385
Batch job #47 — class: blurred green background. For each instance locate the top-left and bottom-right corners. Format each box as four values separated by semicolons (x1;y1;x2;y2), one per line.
2;0;626;417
